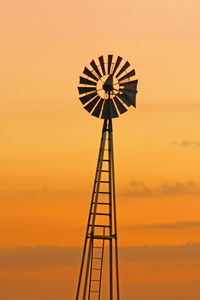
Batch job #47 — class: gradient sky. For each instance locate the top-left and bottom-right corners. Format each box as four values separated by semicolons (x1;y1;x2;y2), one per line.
1;0;200;299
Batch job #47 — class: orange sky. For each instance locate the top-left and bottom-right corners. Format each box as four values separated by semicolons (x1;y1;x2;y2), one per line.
1;0;200;299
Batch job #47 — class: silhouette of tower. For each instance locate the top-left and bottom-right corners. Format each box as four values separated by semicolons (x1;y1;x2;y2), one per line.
76;55;138;300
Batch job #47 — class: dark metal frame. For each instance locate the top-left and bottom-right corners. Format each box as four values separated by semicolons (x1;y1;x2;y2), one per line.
76;96;120;300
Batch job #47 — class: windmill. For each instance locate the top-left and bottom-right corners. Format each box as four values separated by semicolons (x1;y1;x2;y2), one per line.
76;55;138;300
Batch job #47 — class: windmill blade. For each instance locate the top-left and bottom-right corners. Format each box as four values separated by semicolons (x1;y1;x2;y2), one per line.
107;55;113;74
109;99;119;118
99;56;106;75
131;93;137;107
78;86;96;95
120;89;137;107
90;60;102;78
118;69;135;82
116;61;130;78
84;96;100;113
79;76;97;86
113;96;127;114
92;98;104;118
79;91;97;105
101;99;118;119
83;67;99;81
119;80;138;90
117;93;132;107
120;87;137;96
112;56;122;75
101;100;110;119
124;91;137;107
120;88;137;97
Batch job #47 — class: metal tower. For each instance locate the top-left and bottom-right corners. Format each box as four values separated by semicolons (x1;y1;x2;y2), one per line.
76;55;138;300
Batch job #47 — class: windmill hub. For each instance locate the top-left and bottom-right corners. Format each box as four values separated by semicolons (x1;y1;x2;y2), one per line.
103;74;114;93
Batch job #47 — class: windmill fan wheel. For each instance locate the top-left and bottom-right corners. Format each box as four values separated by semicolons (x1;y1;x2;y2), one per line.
78;55;138;119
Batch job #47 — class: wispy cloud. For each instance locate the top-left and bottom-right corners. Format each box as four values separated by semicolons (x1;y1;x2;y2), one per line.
172;140;200;147
0;188;85;202
131;221;200;230
119;243;200;262
123;181;200;197
0;246;81;270
159;181;198;195
1;243;200;270
124;181;152;197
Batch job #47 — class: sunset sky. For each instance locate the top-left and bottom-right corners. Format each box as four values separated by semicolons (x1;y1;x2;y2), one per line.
1;0;200;299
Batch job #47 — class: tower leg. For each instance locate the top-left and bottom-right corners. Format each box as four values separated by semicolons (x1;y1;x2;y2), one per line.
108;119;113;300
110;118;120;300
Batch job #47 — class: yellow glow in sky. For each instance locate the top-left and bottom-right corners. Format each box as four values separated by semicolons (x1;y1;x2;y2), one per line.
1;0;200;299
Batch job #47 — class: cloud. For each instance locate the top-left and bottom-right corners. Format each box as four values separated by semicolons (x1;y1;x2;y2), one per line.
119;243;200;262
131;221;200;230
123;181;152;197
159;181;199;195
0;188;85;202
1;243;200;270
172;140;200;147
123;181;200;197
0;246;81;270
124;280;200;300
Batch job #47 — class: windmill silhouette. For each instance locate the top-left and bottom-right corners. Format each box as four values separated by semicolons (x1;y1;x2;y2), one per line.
76;55;138;300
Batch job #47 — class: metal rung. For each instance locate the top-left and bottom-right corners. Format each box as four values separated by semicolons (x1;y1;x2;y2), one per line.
93;246;103;248
91;279;101;282
89;224;111;228
92;257;102;259
95;180;110;183
102;159;109;162
90;290;99;293
93;235;113;240
92;268;101;270
94;191;110;194
100;170;110;172
97;202;110;205
91;212;111;216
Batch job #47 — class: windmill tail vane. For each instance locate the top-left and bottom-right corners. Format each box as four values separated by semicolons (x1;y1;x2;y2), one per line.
76;55;138;299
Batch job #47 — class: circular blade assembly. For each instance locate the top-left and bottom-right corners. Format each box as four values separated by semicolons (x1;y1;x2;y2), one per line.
77;55;138;119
